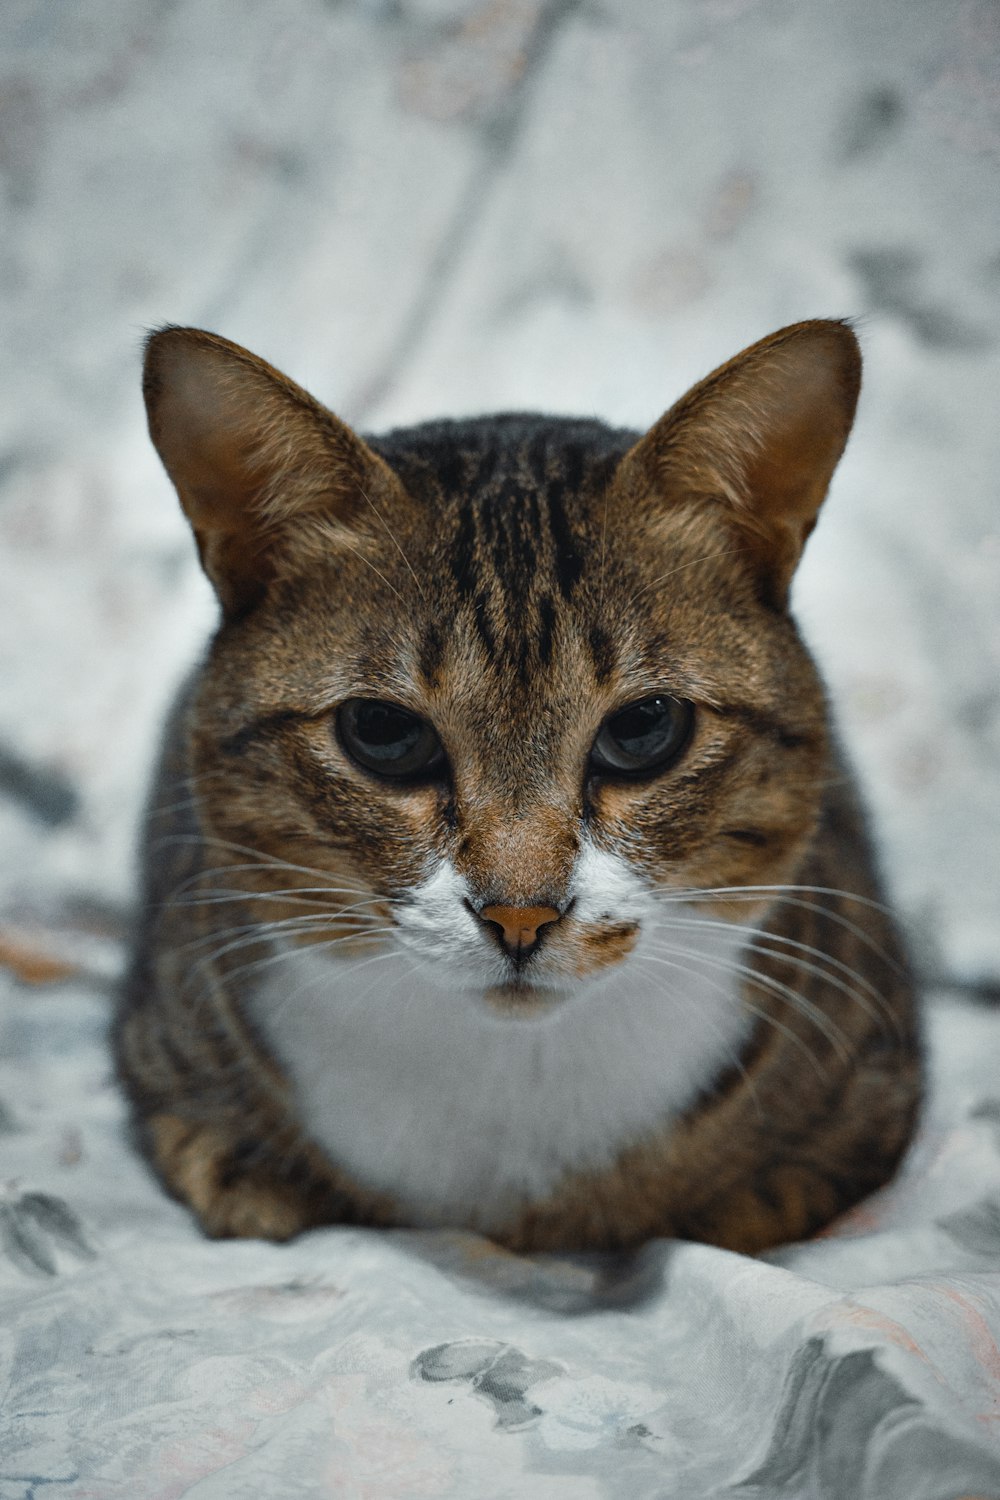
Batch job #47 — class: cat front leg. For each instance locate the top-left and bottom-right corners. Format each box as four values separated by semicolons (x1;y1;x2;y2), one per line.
141;1111;395;1241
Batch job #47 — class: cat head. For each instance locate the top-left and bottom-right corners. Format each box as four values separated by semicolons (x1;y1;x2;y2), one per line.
144;321;859;1010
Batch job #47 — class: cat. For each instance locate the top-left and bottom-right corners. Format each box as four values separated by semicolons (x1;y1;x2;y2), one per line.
117;319;921;1253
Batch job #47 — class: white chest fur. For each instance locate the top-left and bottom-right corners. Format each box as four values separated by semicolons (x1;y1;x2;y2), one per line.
246;911;752;1233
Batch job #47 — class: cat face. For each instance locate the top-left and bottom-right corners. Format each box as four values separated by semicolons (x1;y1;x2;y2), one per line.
147;323;858;1010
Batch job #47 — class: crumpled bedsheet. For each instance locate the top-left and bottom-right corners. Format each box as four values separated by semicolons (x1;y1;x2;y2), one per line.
2;980;1000;1500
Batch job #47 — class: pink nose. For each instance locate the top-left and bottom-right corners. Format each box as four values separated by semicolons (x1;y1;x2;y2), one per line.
479;904;561;956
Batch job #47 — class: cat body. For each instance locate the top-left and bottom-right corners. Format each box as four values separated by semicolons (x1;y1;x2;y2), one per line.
118;322;921;1252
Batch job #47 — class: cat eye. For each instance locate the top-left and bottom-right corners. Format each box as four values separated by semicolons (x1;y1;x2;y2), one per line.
590;695;694;778
336;699;446;781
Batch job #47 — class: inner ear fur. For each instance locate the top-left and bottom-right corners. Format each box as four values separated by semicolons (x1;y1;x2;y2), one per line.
621;320;862;604
143;326;398;617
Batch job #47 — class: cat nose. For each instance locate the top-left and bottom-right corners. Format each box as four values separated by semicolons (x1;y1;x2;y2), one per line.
476;903;562;960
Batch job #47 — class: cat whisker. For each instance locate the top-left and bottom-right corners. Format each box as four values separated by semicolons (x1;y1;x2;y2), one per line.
640;937;852;1065
170;870;375;904
155;834;356;886
162;836;385;897
648;913;896;1033
353;946;415;993
148;769;231;819
628;546;748;606
337;536;407;604
182;924;399;1002
150;793;214;819
652;880;894;917
172;885;390;913
258;943;408;1032
189;918;396;972
649;883;902;975
173;888;377;912
629;949;764;1119
638;950;832;1082
176;905;389;956
357;481;426;601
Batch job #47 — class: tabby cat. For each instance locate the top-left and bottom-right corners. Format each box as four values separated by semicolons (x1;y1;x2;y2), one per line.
117;319;921;1252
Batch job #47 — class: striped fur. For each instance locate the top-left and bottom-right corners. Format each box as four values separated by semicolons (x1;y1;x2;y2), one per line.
117;321;921;1251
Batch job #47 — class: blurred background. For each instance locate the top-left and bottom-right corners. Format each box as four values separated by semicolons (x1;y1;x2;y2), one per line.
0;0;998;999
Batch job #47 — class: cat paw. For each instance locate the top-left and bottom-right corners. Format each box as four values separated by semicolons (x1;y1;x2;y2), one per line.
145;1113;312;1241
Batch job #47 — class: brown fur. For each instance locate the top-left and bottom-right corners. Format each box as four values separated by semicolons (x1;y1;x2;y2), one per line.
118;320;921;1251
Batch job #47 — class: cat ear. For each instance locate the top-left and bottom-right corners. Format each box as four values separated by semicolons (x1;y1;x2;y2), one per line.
623;320;861;604
143;327;394;617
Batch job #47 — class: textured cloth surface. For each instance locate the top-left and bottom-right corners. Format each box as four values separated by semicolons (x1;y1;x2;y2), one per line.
2;2;999;1496
2;982;1000;1499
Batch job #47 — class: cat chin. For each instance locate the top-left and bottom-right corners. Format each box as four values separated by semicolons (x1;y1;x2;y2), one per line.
386;943;623;1015
393;956;585;1019
480;981;570;1019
